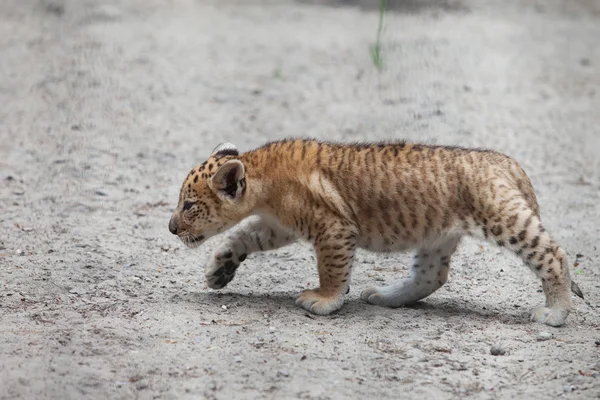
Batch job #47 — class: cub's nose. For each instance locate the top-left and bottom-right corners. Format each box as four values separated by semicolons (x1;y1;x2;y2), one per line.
168;217;178;235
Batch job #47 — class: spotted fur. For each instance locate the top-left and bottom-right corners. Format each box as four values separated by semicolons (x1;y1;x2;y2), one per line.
169;139;583;326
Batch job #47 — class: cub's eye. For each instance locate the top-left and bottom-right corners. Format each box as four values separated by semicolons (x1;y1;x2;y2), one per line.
182;201;196;211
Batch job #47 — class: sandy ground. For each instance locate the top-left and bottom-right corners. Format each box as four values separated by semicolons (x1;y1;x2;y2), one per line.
1;0;600;399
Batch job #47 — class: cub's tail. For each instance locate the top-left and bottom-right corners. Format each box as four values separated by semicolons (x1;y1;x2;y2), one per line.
571;281;584;299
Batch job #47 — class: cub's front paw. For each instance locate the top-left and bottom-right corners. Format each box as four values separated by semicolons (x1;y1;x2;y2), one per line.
295;289;344;315
205;249;247;289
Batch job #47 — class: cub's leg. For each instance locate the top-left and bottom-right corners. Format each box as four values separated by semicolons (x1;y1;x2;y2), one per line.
205;215;297;289
360;236;460;307
296;223;357;315
482;207;574;327
361;236;461;307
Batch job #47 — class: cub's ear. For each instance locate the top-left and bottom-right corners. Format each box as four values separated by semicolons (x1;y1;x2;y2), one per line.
210;160;246;202
211;142;239;157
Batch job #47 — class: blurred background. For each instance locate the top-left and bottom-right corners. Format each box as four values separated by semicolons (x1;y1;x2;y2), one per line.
1;1;599;399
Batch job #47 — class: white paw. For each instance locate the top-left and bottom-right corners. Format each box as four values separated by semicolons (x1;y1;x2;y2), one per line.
360;282;418;308
204;248;247;289
530;306;569;327
361;286;399;307
295;289;344;315
360;286;385;304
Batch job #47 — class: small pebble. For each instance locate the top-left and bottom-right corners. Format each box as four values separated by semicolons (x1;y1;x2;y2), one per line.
16;249;23;256
563;385;576;393
221;305;227;310
135;379;148;390
490;346;506;356
277;369;290;377
595;339;600;346
537;331;553;341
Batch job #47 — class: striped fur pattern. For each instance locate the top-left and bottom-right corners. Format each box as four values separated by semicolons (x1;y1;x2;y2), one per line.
168;139;583;327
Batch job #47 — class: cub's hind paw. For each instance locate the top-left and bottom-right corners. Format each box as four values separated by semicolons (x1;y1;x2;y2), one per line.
296;289;344;316
360;286;386;305
360;283;415;308
530;306;569;327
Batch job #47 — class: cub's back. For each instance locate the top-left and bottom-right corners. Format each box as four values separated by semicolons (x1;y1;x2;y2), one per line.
243;139;537;244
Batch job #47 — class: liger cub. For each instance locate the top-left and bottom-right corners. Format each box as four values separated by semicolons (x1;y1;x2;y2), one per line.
168;139;583;327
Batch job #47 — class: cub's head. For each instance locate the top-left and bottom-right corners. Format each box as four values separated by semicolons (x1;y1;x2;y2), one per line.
168;143;247;248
